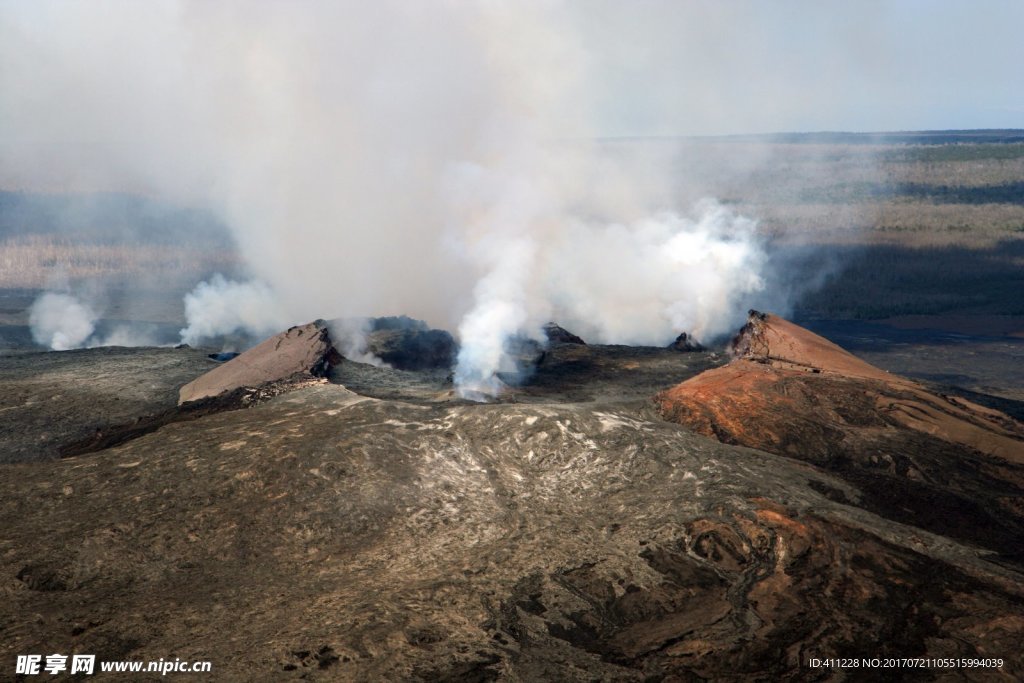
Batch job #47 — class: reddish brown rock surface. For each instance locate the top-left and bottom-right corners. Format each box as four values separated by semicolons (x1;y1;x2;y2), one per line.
178;321;341;404
657;311;1024;462
657;311;1024;563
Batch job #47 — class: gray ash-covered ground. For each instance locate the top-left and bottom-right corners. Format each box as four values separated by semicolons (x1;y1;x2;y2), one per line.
1;315;1023;680
0;346;214;464
2;382;1022;680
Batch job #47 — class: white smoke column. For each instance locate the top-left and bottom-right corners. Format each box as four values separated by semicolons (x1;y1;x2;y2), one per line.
454;236;538;398
326;317;388;367
29;293;97;350
659;207;765;338
552;201;766;344
179;275;289;346
443;159;556;398
451;200;766;397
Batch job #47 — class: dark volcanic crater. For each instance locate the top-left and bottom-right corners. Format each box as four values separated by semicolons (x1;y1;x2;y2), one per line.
1;316;1022;680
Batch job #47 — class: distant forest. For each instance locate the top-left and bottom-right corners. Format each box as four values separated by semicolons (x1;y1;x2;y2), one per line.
605;129;1024;146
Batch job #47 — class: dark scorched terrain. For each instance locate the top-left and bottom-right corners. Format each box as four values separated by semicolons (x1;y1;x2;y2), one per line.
1;317;1022;681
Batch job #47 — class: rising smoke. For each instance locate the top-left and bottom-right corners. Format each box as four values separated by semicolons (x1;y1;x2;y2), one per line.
453;201;767;396
28;293;97;351
5;2;821;395
179;275;287;347
28;290;168;350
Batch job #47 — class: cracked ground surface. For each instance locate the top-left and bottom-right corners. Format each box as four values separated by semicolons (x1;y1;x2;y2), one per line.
1;330;1022;680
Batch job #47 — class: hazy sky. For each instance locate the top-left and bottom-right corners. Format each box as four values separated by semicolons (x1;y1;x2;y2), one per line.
1;0;1022;146
573;0;1024;136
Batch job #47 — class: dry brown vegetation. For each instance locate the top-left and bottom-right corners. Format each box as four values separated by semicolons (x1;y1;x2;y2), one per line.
884;157;1024;187
717;142;1024;248
636;139;1023;251
686;139;1024;318
753;201;1024;247
0;235;238;289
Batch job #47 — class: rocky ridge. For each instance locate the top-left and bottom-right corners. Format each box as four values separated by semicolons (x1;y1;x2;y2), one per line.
657;311;1024;566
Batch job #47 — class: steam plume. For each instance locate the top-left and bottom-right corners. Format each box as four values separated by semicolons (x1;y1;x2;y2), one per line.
452;201;766;397
29;293;97;351
28;290;167;350
3;2;827;395
179;276;287;347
